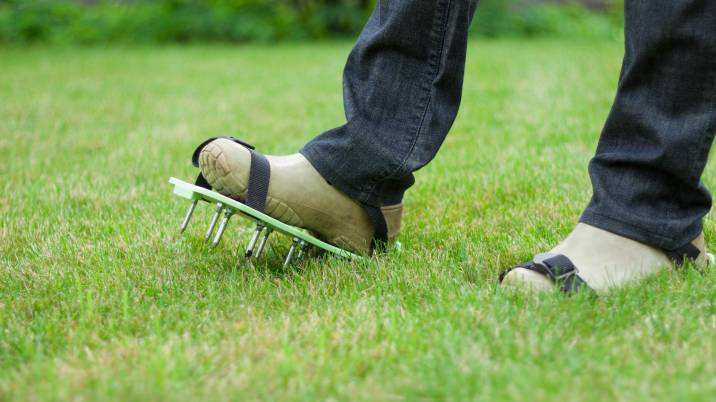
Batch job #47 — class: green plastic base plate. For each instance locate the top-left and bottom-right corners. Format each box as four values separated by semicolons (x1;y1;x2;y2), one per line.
169;177;360;263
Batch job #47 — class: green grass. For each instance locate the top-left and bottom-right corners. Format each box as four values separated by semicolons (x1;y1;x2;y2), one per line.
1;40;715;401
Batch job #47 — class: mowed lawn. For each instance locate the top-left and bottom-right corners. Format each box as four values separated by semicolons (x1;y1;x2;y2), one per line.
1;39;715;401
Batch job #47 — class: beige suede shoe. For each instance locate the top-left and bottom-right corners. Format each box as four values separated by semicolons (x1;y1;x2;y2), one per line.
500;223;711;294
198;138;402;254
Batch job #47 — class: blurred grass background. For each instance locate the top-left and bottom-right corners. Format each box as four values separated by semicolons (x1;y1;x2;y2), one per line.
4;39;715;402
0;0;625;45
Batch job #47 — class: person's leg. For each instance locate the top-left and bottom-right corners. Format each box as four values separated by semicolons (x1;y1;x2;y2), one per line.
581;0;716;251
198;0;478;253
503;0;716;293
302;0;478;208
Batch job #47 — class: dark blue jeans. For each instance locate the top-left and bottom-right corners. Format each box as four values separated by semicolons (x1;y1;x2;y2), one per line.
301;0;716;252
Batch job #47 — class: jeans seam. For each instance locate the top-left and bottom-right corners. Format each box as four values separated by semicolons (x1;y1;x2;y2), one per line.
363;0;452;202
396;0;452;178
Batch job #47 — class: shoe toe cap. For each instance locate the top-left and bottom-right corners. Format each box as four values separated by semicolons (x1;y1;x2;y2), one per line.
198;138;251;195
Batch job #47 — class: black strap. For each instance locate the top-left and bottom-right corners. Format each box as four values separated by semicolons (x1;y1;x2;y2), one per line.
245;151;270;212
663;243;701;266
191;136;271;213
499;254;592;295
363;204;388;254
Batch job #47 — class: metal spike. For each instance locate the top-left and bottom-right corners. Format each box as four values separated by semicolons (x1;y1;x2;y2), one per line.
244;222;264;258
296;241;308;259
212;209;234;247
254;227;273;259
204;203;224;241
180;200;199;233
283;238;300;267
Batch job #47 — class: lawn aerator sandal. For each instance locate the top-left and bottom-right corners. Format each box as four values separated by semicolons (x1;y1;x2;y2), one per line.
170;136;361;266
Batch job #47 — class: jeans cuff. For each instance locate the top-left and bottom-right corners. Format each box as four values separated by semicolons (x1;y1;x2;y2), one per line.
579;210;702;251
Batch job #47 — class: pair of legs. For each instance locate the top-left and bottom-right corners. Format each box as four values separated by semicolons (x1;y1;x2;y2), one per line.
199;0;716;293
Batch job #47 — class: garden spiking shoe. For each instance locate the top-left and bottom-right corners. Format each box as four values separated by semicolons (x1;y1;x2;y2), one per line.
500;223;713;294
197;137;403;255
